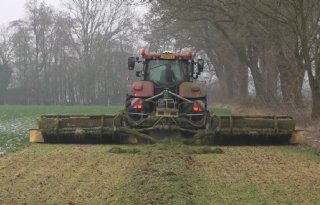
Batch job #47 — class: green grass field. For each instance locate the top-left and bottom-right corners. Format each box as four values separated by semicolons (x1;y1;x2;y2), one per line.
0;106;122;153
0;106;320;204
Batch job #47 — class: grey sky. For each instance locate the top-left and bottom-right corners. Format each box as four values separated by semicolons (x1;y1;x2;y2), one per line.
0;0;148;26
0;0;60;25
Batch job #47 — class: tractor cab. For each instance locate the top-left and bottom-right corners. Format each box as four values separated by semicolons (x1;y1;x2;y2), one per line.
128;50;204;86
146;59;189;87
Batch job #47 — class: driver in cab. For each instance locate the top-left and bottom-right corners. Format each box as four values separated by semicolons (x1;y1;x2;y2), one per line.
161;64;177;85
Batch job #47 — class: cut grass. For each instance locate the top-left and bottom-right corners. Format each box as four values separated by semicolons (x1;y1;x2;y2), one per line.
0;144;138;205
107;144;212;205
109;147;141;154
190;146;224;154
195;146;320;205
0;143;319;204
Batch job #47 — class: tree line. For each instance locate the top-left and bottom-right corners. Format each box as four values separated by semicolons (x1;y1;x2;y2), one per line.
144;0;320;119
0;0;319;120
0;0;139;105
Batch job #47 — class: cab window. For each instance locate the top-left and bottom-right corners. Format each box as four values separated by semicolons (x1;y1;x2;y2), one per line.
147;60;188;86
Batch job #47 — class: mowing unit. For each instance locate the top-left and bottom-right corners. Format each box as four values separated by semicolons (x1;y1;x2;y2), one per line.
29;49;303;144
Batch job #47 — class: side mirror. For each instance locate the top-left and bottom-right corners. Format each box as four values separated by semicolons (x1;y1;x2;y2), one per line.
128;57;135;70
136;71;142;77
197;59;204;73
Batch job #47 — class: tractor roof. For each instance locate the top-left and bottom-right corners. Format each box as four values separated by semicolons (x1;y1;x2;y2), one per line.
140;49;193;61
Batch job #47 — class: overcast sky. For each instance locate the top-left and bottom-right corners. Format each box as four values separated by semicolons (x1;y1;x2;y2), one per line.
0;0;147;26
0;0;61;25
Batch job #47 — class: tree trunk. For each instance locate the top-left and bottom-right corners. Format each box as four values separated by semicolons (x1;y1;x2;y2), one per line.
260;40;279;104
294;67;305;107
247;39;268;103
277;47;296;107
304;54;320;119
211;61;229;102
238;63;248;98
311;54;320;119
311;88;320;119
236;45;248;98
294;42;305;107
204;48;231;102
0;92;4;105
0;64;11;105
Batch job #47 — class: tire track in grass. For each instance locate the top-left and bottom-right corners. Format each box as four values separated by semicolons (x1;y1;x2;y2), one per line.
108;144;211;205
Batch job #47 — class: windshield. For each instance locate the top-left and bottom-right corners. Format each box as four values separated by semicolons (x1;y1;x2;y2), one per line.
146;60;189;86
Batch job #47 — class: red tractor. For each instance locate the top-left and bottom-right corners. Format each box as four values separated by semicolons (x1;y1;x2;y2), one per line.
124;49;209;136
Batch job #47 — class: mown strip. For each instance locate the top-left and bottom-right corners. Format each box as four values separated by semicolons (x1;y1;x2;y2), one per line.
108;144;213;205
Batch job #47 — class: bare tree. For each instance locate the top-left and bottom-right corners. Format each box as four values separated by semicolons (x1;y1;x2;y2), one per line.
0;27;13;104
250;0;320;118
2;0;138;105
145;0;320;119
66;0;134;104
